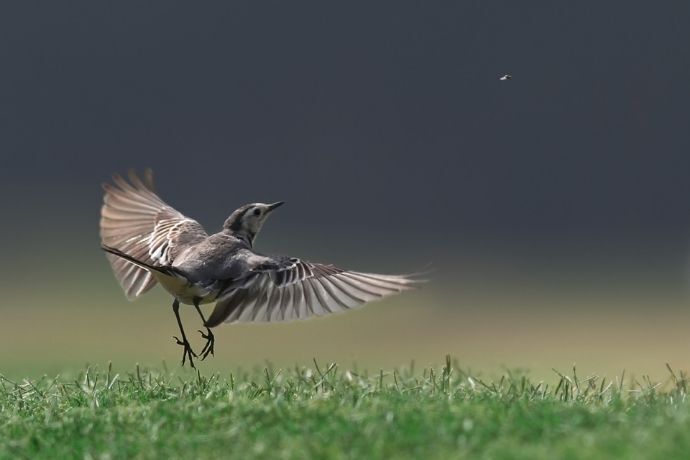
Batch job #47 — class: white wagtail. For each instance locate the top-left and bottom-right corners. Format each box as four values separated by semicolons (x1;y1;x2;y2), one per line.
100;170;423;368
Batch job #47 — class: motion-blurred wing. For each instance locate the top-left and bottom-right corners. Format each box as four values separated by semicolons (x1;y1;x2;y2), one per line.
99;169;208;300
205;258;423;327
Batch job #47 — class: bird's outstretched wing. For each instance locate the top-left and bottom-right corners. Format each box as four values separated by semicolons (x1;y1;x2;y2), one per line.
205;257;424;326
100;169;208;300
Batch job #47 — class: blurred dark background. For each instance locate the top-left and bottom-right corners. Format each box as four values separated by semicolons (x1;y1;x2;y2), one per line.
1;1;689;378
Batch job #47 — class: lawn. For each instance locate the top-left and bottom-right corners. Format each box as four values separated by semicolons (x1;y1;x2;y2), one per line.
1;358;688;459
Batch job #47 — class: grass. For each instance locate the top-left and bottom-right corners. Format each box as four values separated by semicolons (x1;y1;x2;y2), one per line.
1;358;688;460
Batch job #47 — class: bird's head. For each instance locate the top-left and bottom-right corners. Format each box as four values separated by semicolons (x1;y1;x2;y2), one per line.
223;201;284;245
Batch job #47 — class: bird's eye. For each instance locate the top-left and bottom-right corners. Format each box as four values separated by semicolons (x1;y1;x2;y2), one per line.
253;209;261;216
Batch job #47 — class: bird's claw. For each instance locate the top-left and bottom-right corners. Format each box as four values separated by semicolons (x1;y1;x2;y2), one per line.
198;328;215;360
173;336;198;368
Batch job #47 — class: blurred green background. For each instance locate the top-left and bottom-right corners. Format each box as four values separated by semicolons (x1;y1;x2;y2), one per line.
3;236;689;380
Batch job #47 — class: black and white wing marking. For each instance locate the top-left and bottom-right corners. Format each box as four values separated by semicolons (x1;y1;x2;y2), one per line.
100;169;208;300
205;258;424;326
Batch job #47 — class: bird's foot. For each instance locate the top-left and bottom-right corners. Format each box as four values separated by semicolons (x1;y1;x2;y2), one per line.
173;336;198;368
198;328;215;360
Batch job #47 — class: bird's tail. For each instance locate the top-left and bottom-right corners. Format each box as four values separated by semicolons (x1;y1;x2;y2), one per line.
101;245;180;277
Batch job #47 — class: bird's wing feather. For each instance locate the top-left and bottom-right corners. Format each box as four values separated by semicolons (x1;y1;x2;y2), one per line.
100;169;208;300
205;257;423;327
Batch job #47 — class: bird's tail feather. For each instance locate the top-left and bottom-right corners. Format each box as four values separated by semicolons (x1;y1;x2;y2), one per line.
101;245;179;277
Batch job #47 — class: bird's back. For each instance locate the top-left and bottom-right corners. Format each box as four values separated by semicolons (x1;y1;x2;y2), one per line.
171;232;253;283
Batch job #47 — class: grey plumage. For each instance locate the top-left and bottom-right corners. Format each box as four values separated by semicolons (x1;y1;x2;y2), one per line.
100;170;423;365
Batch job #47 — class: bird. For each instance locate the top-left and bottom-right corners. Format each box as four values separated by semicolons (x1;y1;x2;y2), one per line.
99;170;424;368
499;74;512;81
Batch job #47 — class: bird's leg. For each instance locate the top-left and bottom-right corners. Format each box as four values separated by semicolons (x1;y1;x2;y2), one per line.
193;298;215;360
172;298;197;368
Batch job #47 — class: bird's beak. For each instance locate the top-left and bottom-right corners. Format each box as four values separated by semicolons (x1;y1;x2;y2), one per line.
266;201;285;212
